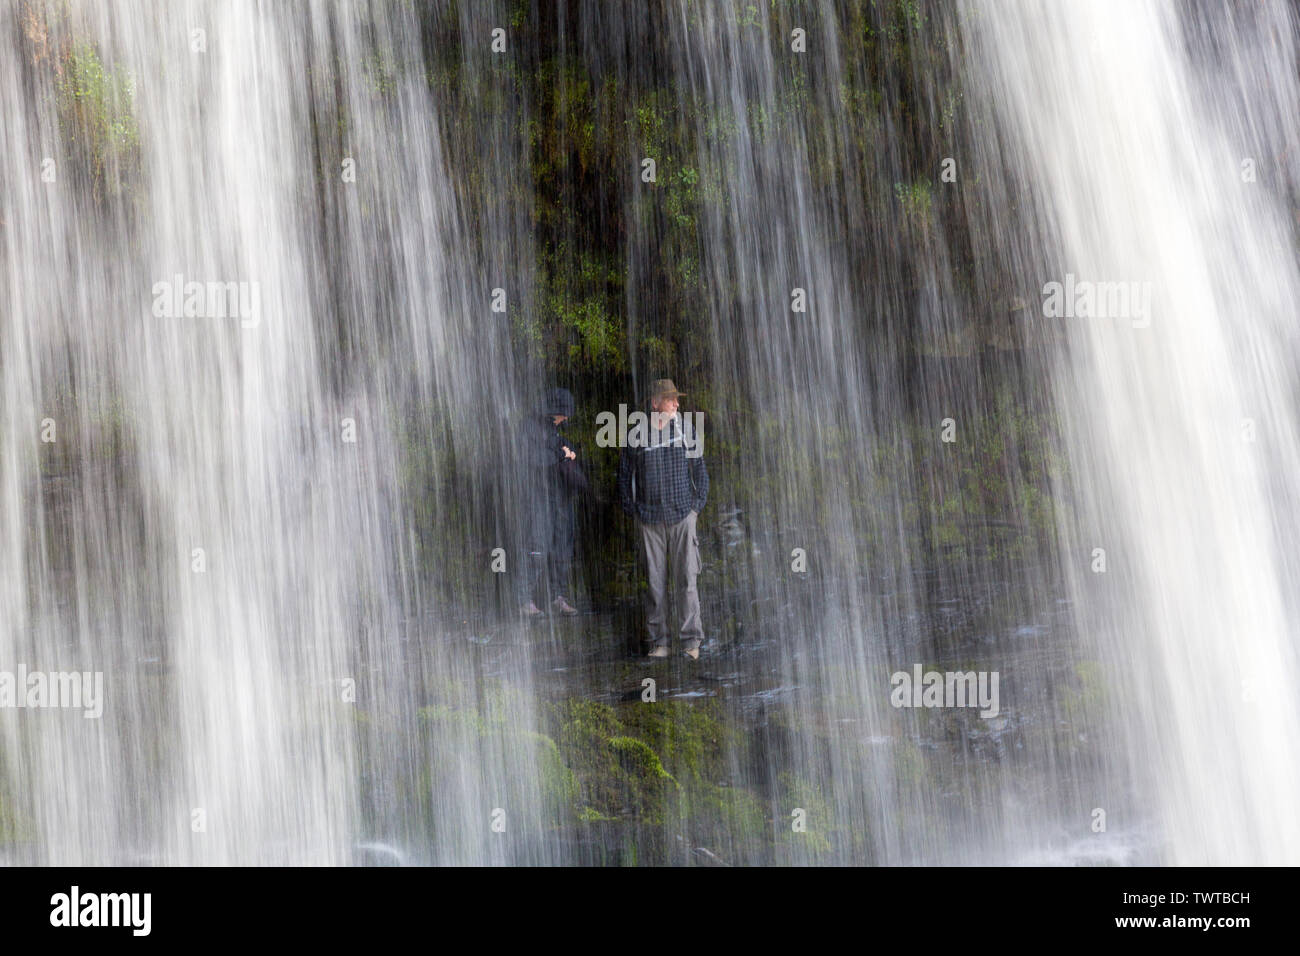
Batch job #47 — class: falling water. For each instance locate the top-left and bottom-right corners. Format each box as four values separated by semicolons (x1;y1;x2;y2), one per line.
1;0;1296;866
961;0;1300;864
1;0;545;865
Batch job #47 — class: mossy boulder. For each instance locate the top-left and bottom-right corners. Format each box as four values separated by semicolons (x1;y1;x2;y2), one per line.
548;700;677;822
546;697;772;863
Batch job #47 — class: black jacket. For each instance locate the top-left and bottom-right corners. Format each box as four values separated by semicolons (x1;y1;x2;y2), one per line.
520;415;588;500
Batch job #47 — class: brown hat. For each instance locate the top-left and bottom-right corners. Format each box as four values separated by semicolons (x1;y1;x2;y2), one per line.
649;378;685;402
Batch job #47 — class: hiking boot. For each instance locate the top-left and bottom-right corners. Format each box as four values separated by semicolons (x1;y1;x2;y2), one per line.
522;601;545;619
552;596;579;617
683;645;700;661
646;645;670;658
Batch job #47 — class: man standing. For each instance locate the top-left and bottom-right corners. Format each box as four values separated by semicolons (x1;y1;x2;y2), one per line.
617;379;709;659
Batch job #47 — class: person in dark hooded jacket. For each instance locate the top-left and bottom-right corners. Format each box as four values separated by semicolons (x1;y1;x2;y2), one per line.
518;387;582;618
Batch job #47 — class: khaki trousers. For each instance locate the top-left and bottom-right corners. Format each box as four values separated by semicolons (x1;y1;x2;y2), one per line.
638;510;702;650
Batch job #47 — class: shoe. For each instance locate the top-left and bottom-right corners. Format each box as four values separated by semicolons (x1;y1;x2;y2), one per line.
683;646;700;661
552;596;579;617
646;645;670;658
522;601;544;619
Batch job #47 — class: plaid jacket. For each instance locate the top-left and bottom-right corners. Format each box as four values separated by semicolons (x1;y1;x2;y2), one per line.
617;414;708;526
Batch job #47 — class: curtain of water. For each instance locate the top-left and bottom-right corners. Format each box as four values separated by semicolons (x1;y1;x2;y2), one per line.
4;0;1297;867
1;0;548;865
960;0;1300;864
613;1;1074;863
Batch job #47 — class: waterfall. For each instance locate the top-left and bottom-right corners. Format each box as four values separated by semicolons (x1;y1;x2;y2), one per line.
1;0;545;865
2;0;1296;866
959;0;1300;864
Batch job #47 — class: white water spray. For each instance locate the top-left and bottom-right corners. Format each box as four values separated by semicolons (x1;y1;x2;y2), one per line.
962;0;1300;863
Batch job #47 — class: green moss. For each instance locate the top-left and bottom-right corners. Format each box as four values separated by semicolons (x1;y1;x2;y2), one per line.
528;730;581;815
609;736;678;785
1059;659;1106;728
0;753;27;846
552;289;623;371
617;698;731;785
687;782;770;858
552;699;622;746
894;179;933;227
55;40;139;202
892;737;927;788
548;700;674;821
386;677;584;839
774;773;835;859
0;797;15;845
545;696;773;857
361;50;399;96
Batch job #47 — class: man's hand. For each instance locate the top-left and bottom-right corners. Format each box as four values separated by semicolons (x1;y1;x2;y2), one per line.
562;446;576;460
